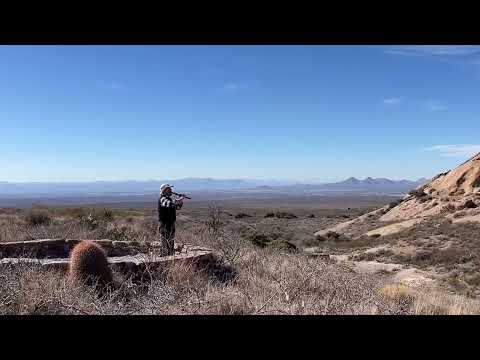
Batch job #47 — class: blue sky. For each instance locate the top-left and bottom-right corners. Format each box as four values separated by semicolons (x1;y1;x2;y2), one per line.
1;45;480;183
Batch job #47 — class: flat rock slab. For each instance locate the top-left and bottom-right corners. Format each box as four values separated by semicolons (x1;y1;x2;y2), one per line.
108;248;214;274
365;218;422;238
328;254;437;287
349;261;404;274
452;214;480;224
0;238;74;258
364;245;391;254
329;256;404;274
389;268;436;288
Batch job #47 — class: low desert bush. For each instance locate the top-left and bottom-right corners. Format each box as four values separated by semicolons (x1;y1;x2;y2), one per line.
274;211;297;219
96;208;114;222
26;209;52;226
235;212;251;219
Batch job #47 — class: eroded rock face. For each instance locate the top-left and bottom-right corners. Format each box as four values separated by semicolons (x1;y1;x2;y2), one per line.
428;153;480;196
365;218;423;237
380;153;480;222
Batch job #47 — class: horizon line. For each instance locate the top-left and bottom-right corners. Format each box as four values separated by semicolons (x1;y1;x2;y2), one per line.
0;176;427;185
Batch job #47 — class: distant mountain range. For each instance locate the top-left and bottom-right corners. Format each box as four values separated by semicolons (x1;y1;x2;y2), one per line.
318;177;428;191
0;177;429;196
269;177;428;193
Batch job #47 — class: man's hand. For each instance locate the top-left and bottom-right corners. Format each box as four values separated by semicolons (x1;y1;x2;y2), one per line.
176;198;184;207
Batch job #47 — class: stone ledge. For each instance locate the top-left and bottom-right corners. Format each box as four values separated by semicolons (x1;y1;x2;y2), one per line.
0;239;163;259
0;246;215;274
0;239;215;277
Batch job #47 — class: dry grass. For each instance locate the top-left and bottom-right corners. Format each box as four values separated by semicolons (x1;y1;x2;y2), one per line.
2;206;480;315
0;209;405;315
379;283;480;315
413;290;480;315
0;248;406;315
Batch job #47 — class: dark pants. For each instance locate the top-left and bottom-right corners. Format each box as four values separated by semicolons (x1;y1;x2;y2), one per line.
159;222;176;255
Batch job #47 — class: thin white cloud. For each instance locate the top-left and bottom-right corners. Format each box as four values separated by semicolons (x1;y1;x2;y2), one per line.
428;144;480;158
385;45;480;57
223;82;239;92
383;97;402;105
424;100;447;112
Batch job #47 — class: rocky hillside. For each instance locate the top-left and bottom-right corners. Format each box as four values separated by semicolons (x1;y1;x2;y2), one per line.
381;152;480;222
311;153;480;295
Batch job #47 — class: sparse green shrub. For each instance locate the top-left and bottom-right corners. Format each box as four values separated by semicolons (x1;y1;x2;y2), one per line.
80;213;99;230
26;209;52;226
242;232;270;247
465;274;480;286
269;240;297;252
274;211;297;219
101;208;114;221
392;253;413;264
241;230;296;252
234;212;251;219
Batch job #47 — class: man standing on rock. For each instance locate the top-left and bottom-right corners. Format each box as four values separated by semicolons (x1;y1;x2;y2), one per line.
158;183;184;255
